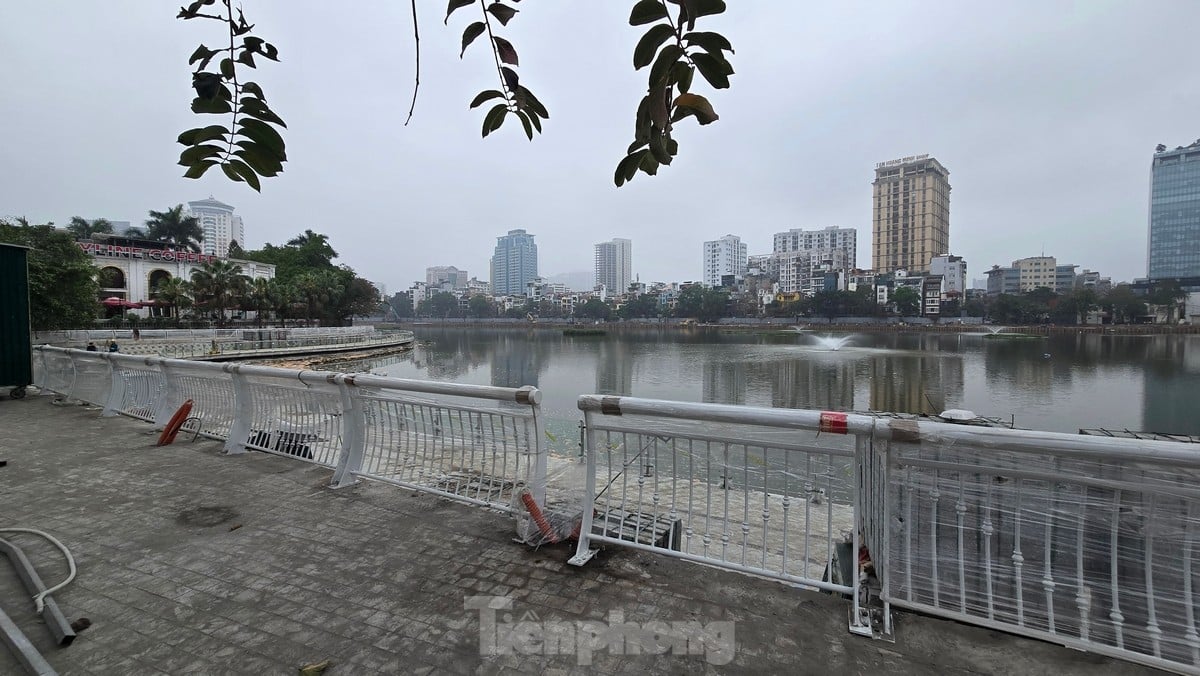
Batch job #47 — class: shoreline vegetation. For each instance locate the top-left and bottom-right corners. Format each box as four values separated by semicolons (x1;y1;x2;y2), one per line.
381;320;1199;336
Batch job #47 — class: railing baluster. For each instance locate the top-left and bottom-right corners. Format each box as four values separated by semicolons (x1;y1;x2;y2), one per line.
1144;493;1162;658
1013;477;1026;627
957;472;967;614
931;470;941;608
1075;485;1091;642
1110;490;1125;649
1185;501;1199;666
1042;475;1057;635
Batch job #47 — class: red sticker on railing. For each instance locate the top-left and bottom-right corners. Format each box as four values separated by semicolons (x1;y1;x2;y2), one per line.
819;411;848;434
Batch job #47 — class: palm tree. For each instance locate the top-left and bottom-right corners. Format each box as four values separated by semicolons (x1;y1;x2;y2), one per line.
246;277;273;327
190;260;249;327
66;216;113;240
125;226;147;239
145;205;203;252
153;276;192;320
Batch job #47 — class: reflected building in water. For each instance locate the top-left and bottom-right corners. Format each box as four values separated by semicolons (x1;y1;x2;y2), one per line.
770;359;855;411
1142;336;1200;435
869;352;964;415
489;332;547;389
702;361;748;405
595;339;634;395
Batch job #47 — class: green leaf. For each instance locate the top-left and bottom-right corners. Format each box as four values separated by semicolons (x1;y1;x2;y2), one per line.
191;96;232;115
493;36;518;65
236;50;256;68
638;151;660;176
615;149;650;186
177;124;228;146
445;0;474;24
240;81;265;100
237;118;286;159
515;86;548;119
626;139;649;154
225;159;262;192
671;62;694;94
240;98;287;127
220;58;235;79
182;160;217;179
481;103;507;138
648;44;683;88
691;52;732;88
649;127;672;165
634;24;675;70
516;110;533;140
672;92;719;124
665;138;679;155
501;67;519;92
526;111;542;133
487;2;518;25
683;30;733;55
220;162;245;184
234;145;283;177
634;95;651;143
178;144;223;166
461;22;486;57
629;0;668;26
470;90;506;108
188;45;217;67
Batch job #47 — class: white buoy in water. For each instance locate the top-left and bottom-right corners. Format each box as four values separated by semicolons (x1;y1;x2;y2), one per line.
939;409;977;422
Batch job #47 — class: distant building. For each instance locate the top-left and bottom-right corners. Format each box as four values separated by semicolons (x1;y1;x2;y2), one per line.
1055;264;1079;294
872;155;950;274
1012;256;1056;292
186;197;244;258
1075;269;1112;293
928;254;967;296
426;266;468;289
594;238;633;293
1148;140;1200;280
703;235;747;287
772;226;857;269
985;265;1020;296
771;250;849;295
490;229;538;296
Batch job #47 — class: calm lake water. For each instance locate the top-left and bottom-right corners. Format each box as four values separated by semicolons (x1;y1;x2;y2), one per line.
324;327;1200;437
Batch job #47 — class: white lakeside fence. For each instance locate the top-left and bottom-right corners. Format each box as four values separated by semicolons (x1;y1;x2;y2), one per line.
32;346;546;511
30;346;1200;674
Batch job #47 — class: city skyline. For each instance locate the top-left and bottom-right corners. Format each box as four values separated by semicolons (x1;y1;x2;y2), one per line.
3;3;1197;293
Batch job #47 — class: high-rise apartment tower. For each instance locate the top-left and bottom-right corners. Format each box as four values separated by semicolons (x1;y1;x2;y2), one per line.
871;155;950;274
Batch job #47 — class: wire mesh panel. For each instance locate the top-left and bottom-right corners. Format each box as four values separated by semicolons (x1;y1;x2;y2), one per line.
353;391;540;512
885;424;1200;674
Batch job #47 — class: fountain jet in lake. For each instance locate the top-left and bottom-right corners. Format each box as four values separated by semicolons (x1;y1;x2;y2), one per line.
985;326;1007;335
811;334;855;351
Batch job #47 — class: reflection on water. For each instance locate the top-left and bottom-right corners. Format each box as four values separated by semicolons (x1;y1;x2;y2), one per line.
319;328;1200;435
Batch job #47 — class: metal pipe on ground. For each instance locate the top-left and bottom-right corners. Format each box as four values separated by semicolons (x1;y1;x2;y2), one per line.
0;604;56;676
0;539;76;647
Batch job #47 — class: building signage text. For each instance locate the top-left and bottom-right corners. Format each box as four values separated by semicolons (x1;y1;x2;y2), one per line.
875;154;929;169
76;242;217;264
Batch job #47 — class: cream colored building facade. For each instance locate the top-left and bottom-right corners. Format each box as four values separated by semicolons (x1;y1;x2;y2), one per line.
1013;256;1056;292
871;155;951;274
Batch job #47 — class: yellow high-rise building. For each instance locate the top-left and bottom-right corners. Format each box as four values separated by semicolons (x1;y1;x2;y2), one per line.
872;155;951;274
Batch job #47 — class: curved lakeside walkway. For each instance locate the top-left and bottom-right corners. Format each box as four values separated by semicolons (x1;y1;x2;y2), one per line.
0;396;1160;674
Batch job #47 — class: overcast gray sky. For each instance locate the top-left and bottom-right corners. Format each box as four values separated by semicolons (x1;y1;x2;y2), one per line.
2;1;1197;291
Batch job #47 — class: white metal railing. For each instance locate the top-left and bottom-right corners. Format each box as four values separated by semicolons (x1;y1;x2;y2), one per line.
46;325;377;343
32;346;546;512
880;421;1200;675
568;395;880;636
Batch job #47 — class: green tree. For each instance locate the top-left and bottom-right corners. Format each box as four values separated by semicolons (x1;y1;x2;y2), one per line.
0;218;100;330
66;216;113;240
468;295;496;318
1052;288;1097;324
388;292;414;319
1101;286;1148;324
244;277;273;326
152;275;192;320
190;259;249;326
145;205;204;252
1148;280;1189;324
575;298;613;321
891;287;920;316
227;238;244;258
963;297;987;318
618;294;660;319
418;292;461;318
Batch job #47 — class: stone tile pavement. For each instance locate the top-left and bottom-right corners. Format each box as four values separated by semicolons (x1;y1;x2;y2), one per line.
0;396;1161;675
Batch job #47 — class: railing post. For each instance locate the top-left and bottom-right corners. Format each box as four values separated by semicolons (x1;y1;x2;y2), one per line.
223;364;252;455
32;346;48;391
329;374;365;488
101;352;125;417
64;349;80;402
517;386;547;508
154;358;182;430
568;409;599;567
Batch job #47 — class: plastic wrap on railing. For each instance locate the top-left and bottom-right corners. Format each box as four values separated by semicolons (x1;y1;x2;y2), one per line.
112;358;166;421
583;411;861;588
886;436;1200;669
353;387;541;512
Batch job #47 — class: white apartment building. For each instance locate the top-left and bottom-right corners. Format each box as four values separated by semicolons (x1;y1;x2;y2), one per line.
594;238;633;293
774;249;849;295
928;254;967;296
772;226;857;270
703;234;748;287
1014;256;1056;292
426;266;468;289
187;197;245;257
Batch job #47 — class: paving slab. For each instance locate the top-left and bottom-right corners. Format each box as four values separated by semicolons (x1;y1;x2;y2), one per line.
0;396;1161;675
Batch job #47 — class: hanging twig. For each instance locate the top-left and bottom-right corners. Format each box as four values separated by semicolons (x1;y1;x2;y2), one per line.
404;0;420;125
